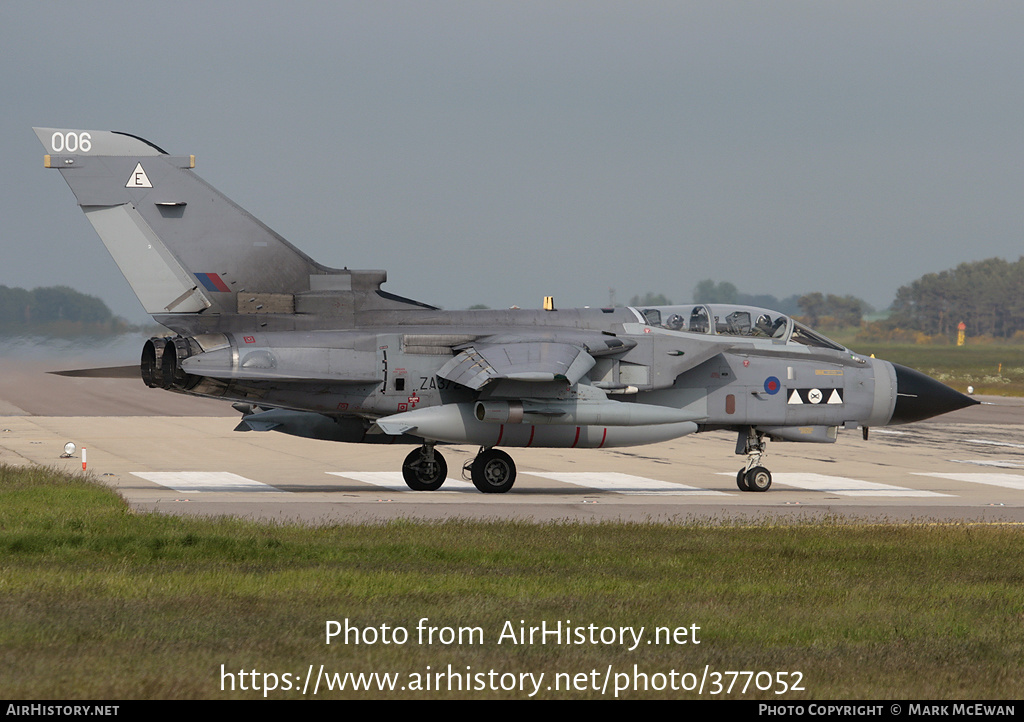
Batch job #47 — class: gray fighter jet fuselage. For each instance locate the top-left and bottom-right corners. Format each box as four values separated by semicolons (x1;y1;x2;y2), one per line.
34;128;977;493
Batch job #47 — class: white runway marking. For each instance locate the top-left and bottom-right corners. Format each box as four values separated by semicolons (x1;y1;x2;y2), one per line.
131;472;284;493
328;472;477;492
720;472;952;497
915;472;1024;491
967;439;1024;449
524;472;730;495
950;459;1024;469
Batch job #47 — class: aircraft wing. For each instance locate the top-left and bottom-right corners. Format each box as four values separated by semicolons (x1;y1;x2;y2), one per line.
437;341;598;390
605;326;739;391
436;331;732;393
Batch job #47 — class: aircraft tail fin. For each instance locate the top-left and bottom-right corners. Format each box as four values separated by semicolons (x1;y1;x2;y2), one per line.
34;128;343;320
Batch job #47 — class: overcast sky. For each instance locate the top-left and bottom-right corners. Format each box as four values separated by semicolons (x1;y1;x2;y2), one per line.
4;1;1023;321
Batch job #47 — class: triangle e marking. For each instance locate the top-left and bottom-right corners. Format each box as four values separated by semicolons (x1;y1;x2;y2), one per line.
126;162;153;188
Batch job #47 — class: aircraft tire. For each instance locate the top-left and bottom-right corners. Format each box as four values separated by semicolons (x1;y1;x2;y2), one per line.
736;469;751;491
402;448;447;491
471;448;516;493
744;466;772;492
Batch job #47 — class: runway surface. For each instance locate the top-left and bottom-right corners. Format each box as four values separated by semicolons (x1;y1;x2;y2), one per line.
2;359;1024;524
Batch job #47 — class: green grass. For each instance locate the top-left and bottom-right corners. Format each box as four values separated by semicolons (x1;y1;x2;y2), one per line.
2;465;1022;699
833;338;1024;395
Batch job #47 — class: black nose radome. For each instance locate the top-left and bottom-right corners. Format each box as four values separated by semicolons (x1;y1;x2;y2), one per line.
890;363;979;424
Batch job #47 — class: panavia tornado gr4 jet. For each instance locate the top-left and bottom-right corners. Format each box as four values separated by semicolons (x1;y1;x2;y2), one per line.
34;127;977;493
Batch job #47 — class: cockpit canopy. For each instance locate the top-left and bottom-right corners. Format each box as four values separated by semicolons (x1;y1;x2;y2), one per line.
633;304;848;351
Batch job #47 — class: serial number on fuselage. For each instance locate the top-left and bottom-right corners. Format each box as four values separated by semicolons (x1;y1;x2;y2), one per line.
418;376;454;391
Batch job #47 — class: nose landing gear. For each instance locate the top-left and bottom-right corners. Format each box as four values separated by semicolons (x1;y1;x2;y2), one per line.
736;428;772;492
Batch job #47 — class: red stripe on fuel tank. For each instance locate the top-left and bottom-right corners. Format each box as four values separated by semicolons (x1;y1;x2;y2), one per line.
527;426;535;447
496;424;504;445
571;426;581;448
599;428;607;448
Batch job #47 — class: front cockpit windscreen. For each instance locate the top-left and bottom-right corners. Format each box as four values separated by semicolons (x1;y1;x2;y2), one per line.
633;304;848;351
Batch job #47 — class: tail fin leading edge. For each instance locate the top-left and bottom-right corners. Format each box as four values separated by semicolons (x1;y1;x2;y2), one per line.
34;128;322;318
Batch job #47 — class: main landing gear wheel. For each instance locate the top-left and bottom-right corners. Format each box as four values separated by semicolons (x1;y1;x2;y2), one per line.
470;448;516;494
744;466;772;492
736;469;750;491
402;447;447;491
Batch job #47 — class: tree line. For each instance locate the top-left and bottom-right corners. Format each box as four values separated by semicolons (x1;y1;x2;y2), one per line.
888;257;1024;339
0;285;127;332
687;257;1024;340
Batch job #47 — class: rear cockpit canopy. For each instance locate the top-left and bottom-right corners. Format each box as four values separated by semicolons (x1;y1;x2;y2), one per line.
632;304;848;351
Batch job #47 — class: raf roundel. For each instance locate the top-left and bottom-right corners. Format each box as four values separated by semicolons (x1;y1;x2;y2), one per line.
764;376;781;395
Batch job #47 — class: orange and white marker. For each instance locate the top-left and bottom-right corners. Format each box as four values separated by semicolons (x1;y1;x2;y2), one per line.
82;447;87;471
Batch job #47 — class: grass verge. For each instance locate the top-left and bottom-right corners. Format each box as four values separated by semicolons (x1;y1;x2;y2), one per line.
1;465;1021;699
839;341;1024;396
